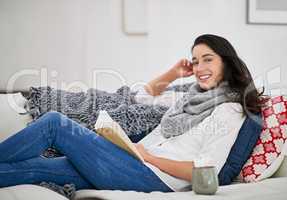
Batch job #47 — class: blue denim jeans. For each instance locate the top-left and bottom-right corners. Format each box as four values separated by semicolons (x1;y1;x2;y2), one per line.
0;111;172;192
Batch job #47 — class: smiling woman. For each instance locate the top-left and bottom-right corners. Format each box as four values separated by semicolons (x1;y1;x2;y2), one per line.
0;34;267;194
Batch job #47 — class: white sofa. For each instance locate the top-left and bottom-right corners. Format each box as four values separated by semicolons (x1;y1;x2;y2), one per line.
0;93;287;200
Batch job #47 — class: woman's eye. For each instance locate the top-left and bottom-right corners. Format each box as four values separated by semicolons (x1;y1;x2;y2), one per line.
204;58;212;62
193;62;199;66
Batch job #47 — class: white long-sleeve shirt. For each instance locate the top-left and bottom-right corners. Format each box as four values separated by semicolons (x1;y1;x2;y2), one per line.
134;87;246;191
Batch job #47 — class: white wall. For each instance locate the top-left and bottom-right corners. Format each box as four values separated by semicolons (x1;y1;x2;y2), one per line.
83;0;148;91
0;0;86;90
0;0;286;94
0;0;148;92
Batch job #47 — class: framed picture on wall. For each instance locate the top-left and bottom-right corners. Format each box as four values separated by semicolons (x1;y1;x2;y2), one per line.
121;0;148;35
247;0;287;25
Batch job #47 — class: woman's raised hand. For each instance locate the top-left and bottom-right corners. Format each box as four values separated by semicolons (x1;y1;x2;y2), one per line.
144;58;194;96
170;58;194;79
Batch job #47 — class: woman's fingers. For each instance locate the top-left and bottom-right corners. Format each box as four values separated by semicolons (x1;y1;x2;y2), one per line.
181;58;189;67
173;59;193;77
187;70;194;75
182;59;192;67
183;59;187;66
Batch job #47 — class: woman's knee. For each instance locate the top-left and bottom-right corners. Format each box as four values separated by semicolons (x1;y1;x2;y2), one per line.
41;111;66;122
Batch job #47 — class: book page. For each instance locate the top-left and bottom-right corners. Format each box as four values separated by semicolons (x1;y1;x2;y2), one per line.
94;110;144;162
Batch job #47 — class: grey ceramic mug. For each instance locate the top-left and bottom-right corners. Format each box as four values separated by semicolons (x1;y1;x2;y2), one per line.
191;166;219;195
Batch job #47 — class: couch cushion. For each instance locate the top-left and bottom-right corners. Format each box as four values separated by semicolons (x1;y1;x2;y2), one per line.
0;184;68;200
218;113;262;185
74;177;287;200
0;93;32;142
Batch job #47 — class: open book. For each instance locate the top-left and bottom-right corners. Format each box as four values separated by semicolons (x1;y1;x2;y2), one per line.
94;110;144;162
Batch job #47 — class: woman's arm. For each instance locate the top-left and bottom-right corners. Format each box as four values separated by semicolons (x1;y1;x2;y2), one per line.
145;59;194;96
135;144;194;182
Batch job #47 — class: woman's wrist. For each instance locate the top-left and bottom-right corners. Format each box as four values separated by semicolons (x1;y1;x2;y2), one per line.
166;68;179;81
144;69;178;96
143;152;155;163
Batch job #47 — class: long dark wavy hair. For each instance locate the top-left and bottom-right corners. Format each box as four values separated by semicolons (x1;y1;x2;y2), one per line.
191;34;266;115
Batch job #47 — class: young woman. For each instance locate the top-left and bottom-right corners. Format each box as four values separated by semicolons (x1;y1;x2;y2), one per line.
0;34;264;192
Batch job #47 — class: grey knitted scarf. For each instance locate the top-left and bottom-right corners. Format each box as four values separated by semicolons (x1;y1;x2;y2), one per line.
160;81;233;138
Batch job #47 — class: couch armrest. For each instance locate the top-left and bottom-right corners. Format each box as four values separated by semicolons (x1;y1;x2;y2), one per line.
272;155;287;178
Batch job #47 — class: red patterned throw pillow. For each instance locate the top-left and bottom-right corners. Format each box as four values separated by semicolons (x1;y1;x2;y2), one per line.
239;96;287;182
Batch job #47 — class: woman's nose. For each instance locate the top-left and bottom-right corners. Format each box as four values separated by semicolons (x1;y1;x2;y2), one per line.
197;62;205;70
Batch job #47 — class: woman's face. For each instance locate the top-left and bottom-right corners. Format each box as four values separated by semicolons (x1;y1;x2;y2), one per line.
192;44;224;90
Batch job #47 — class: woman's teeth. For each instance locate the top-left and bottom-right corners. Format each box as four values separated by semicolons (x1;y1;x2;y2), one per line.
199;75;211;80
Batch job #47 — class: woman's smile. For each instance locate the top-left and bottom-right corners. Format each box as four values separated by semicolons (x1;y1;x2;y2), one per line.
197;74;212;82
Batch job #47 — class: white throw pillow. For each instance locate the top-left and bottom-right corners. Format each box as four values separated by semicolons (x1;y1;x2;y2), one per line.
0;93;32;142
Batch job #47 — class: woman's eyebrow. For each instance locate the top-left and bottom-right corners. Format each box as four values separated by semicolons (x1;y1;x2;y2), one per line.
202;53;214;58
